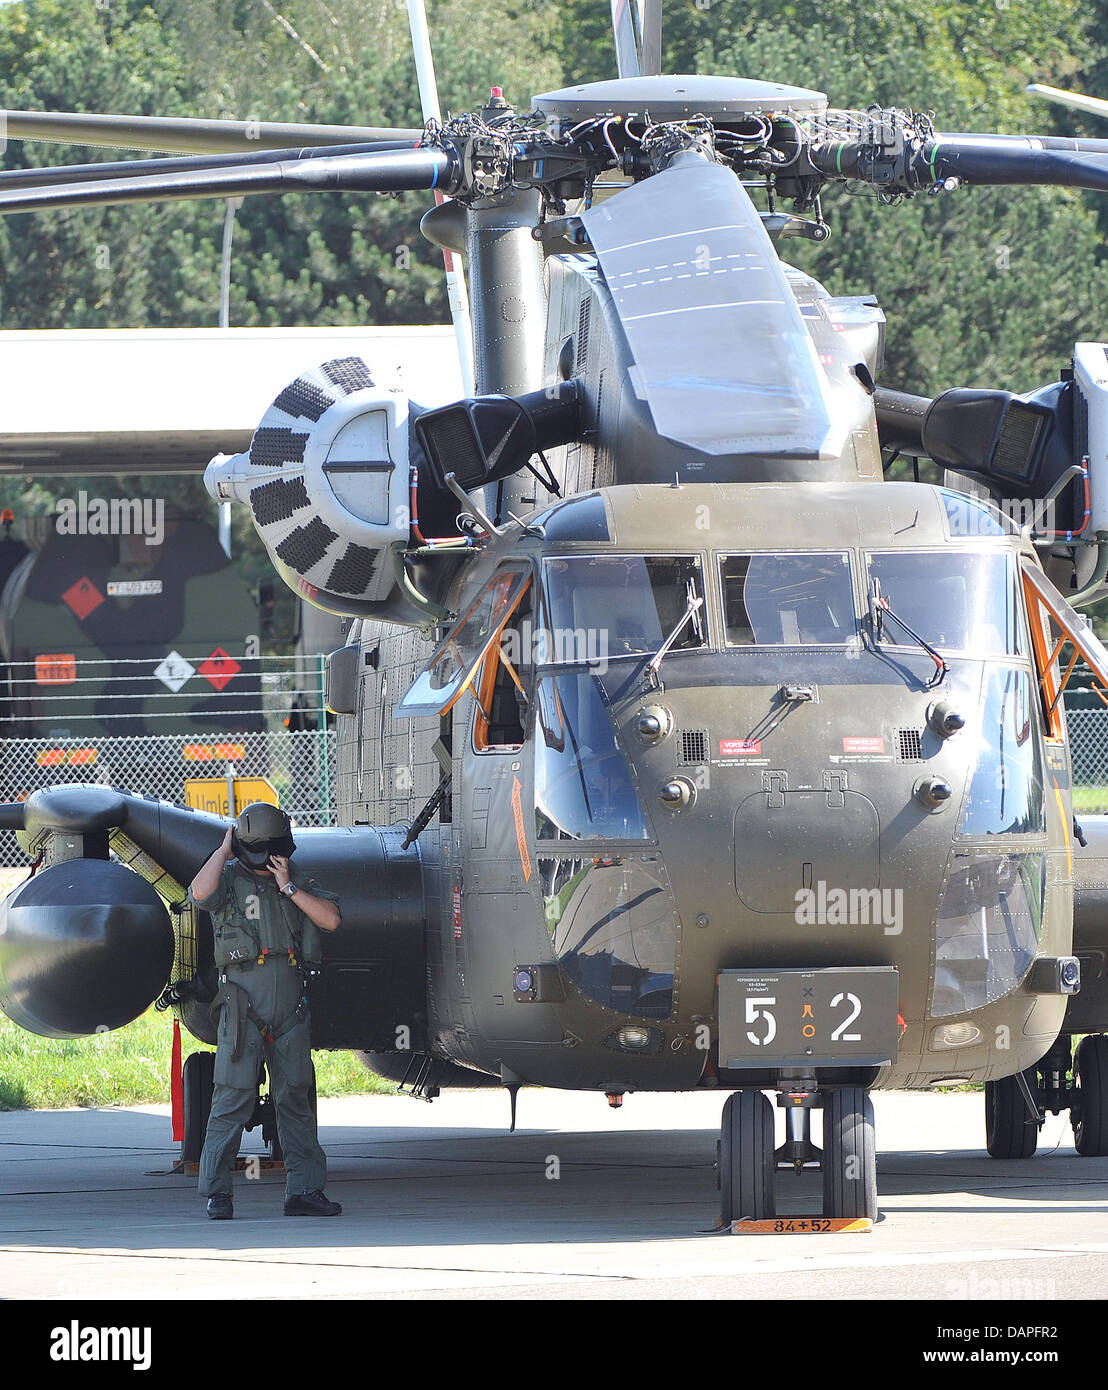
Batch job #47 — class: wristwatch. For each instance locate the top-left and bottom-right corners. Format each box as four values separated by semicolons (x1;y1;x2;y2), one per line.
281;882;298;897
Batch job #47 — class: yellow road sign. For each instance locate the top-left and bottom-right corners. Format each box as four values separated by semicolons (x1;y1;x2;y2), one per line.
183;777;279;817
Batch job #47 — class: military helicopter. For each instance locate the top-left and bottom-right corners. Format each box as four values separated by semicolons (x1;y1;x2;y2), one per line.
4;0;1108;1226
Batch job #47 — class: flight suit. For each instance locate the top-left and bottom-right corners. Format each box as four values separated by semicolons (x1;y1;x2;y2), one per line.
191;860;341;1200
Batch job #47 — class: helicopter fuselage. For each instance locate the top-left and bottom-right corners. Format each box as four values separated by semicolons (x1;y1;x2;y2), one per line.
343;479;1074;1094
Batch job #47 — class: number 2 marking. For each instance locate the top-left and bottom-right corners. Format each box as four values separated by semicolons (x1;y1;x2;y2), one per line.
830;991;862;1042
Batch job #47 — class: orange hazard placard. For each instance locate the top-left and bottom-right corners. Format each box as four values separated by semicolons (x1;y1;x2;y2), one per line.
511;776;532;883
35;653;76;685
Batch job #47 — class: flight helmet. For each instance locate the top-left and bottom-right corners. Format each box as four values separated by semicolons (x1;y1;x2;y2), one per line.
231;802;296;870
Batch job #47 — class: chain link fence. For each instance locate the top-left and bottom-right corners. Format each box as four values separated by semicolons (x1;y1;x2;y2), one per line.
0;655;335;865
1065;704;1108;811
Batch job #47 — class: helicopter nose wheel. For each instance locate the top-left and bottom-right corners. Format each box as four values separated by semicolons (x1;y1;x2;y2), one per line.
984;1066;1040;1158
821;1086;878;1221
719;1090;776;1223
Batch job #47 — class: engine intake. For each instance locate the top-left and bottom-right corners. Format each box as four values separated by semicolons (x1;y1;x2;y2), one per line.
205;356;413;617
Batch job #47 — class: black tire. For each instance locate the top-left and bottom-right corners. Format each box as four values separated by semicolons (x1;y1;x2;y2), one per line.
719;1090;776;1223
985;1069;1039;1158
181;1050;215;1164
822;1086;877;1220
1073;1035;1108;1157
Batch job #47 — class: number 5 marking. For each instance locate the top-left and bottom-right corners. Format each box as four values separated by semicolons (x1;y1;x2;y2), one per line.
830;991;862;1042
746;995;777;1047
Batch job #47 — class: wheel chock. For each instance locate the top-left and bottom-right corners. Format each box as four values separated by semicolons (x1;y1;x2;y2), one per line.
150;1155;286;1177
717;1215;873;1234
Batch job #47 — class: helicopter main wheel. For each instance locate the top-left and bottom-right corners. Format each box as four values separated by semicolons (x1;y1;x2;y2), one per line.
181;1049;215;1165
985;1068;1039;1158
1072;1035;1108;1157
821;1086;877;1221
719;1090;776;1224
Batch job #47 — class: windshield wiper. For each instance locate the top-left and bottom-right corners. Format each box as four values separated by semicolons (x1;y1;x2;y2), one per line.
869;577;948;689
643;588;705;693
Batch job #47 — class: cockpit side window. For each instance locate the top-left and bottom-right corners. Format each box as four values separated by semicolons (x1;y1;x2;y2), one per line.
541;555;705;663
719;552;855;646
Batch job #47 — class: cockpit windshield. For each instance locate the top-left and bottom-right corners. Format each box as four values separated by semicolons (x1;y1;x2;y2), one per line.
720;552;855;646
541;555;705;662
534;673;651;842
867;551;1022;656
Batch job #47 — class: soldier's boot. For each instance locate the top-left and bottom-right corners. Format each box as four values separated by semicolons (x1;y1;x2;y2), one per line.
206;1193;234;1220
284;1189;341;1217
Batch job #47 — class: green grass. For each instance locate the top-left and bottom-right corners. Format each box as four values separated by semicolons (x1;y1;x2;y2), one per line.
1072;786;1108;815
0;866;395;1111
0;1008;395;1111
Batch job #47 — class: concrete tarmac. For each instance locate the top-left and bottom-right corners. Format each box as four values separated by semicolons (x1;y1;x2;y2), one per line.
0;1088;1106;1302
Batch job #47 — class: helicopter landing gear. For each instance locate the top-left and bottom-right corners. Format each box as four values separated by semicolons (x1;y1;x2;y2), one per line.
776;1093;822;1175
1072;1035;1108;1157
717;1085;879;1226
181;1049;215;1165
985;1066;1041;1158
821;1086;878;1221
719;1090;776;1222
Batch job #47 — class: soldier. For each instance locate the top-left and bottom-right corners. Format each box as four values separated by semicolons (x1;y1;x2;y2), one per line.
189;802;342;1219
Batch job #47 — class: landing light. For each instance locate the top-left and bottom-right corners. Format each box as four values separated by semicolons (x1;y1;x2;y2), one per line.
934;1022;983;1049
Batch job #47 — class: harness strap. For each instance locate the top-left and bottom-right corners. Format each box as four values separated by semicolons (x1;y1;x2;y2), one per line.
210;979;308;1058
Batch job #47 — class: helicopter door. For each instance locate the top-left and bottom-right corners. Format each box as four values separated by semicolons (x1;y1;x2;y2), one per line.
472;581;533;752
393;565;531;719
1021;561;1108;734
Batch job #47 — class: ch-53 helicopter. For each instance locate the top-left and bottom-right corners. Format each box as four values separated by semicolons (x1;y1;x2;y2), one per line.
4;0;1108;1226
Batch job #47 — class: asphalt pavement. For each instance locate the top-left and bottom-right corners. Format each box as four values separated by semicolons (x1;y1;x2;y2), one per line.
1;1087;1105;1308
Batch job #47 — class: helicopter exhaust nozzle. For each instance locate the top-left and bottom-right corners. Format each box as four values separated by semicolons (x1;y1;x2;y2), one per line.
0;859;175;1038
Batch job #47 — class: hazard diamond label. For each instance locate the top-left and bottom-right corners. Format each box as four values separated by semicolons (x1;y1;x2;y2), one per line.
155;651;195;693
199;647;241;691
61;576;105;620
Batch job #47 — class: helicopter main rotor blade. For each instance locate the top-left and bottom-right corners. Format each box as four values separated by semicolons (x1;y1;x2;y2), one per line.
1026;84;1108;122
0;147;459;215
609;0;662;78
1;109;422;155
0;140;420;192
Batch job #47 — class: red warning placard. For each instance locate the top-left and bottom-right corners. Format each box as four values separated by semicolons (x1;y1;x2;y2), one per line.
198;647;241;691
842;736;885;754
719;739;762;756
61;576;105;620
